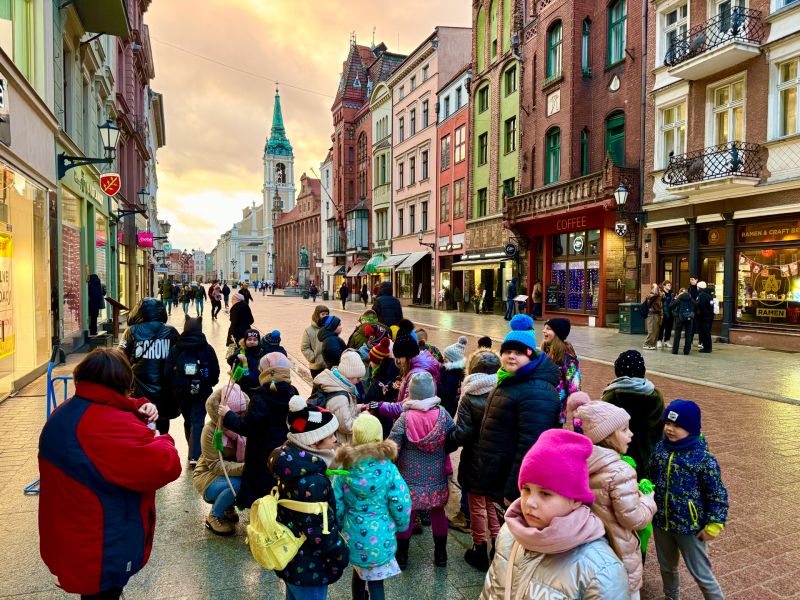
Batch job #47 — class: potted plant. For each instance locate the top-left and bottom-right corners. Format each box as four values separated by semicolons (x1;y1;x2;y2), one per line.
454;287;463;312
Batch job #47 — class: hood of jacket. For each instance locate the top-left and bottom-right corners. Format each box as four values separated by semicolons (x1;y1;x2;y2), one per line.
317;326;338;343
334;439;397;472
127;298;167;325
602;376;655;396
258;366;293;387
405;405;449;452
410;350;441;383
313;368;353;395
377;281;393;296
176;329;208;351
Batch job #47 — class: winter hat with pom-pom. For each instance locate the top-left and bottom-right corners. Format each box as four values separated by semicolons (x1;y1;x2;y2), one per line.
500;314;538;356
364;324;388;348
392;318;420;359
566;392;630;444
368;337;392;365
444;336;468;363
286;395;339;446
264;330;281;346
352;413;384;446
319;314;342;332
518;429;595;503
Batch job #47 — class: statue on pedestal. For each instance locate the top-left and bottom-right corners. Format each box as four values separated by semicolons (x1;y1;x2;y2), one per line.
299;246;309;268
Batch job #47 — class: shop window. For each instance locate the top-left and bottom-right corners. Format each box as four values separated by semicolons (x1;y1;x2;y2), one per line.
608;0;627;66
547;22;562;78
61;188;83;337
738;249;800;326
605;112;625;165
778;58;799;137
550;229;601;313
398;270;412;299
545;127;560;184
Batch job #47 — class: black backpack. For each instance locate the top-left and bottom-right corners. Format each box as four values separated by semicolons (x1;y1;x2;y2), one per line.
638;300;650;319
679;301;695;322
307;388;348;408
172;349;212;397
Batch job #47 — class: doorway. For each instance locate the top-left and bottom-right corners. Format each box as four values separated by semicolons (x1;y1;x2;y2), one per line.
660;254;689;291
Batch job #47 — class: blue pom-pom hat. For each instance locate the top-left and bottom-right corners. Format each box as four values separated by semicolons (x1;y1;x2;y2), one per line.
500;314;538;355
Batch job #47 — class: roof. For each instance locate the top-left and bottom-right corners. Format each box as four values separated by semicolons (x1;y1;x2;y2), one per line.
265;88;293;157
333;42;406;111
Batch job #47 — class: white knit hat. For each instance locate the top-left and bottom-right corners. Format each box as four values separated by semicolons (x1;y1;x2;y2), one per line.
337;348;366;380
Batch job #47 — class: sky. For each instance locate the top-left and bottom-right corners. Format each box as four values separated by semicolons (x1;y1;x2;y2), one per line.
147;0;471;252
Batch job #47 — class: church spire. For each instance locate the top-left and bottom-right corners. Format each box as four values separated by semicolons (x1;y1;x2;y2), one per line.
265;85;293;157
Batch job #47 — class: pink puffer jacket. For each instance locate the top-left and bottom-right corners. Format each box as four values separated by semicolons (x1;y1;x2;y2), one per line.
587;445;656;593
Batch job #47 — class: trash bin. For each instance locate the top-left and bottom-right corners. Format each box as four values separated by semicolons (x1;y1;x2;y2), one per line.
323;291;329;301
619;303;645;334
302;291;309;300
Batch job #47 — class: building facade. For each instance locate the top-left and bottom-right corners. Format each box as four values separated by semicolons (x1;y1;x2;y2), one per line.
273;174;321;286
318;149;339;293
366;81;394;290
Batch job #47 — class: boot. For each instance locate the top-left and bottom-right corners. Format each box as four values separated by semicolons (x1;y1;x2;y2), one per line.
205;513;235;536
396;537;410;570
433;535;448;567
464;542;490;572
223;507;239;523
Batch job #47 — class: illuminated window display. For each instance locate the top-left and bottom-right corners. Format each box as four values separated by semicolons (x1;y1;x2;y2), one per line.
550;229;600;313
738;250;800;325
61;188;83;337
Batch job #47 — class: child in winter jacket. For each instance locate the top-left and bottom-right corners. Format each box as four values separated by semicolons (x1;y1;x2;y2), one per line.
481;429;629;599
311;349;365;445
227;328;264;396
259;329;288;356
364;337;400;438
268;396;349;597
389;371;455;570
541;317;581;423
567;392;657;598
437;336;467;417
333;414;412;600
192;383;248;536
649;400;728;600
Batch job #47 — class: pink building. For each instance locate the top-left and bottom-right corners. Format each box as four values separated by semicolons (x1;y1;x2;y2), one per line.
387;27;470;306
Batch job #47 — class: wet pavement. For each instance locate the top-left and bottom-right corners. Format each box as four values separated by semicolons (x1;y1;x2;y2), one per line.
2;293;799;599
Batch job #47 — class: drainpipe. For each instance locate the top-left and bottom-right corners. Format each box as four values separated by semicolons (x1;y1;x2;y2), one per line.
638;0;649;297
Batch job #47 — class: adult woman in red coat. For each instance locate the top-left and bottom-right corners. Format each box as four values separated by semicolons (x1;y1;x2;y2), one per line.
38;348;181;599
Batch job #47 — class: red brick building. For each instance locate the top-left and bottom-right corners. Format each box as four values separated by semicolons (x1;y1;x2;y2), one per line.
505;0;644;326
273;174;321;287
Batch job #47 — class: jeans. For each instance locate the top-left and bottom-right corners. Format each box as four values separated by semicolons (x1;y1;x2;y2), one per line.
659;315;674;343
672;318;693;355
645;314;660;347
223;295;229;308
195;299;204;317
504;299;515;320
654;527;723;600
397;506;447;539
81;588;123;600
181;396;206;461
468;493;501;544
697;316;713;353
203;476;242;517
182;301;190;315
285;583;328;600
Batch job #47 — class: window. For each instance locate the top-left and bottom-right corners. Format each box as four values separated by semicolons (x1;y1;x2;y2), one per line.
348;180;355;201
605;112;625;165
713;80;744;144
410;156;416;184
550;229;601;312
0;0;35;84
422;100;429;127
581;19;591;76
399;162;404;188
409;205;416;233
410;109;416;135
381;154;388;184
779;58;799;136
660;102;686;166
440;185;450;222
663;4;687;65
547;22;562;78
476;188;488;218
410;76;416;91
276;163;287;184
490;0;498;58
504;66;517;95
477;6;486;73
716;0;745;34
545;127;561;184
347;147;354;164
455;87;462;108
504;117;517;153
422;65;429;81
252;267;258;275
399;116;405;142
453;179;465;217
478;132;488;165
422;150;429;180
608;0;627;66
441;134;451;170
252;254;259;262
398;208;404;236
580;128;589;176
503;178;516;198
454;125;466;163
399;85;405;99
444;96;450;119
478;86;489;112
422;201;428;231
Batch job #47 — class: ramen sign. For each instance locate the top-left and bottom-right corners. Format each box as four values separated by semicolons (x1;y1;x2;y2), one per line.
100;173;121;197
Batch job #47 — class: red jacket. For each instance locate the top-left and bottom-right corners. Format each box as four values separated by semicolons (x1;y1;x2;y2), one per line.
38;381;181;594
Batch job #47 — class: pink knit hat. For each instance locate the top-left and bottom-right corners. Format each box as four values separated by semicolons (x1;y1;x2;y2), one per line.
518;429;595;504
223;383;248;413
567;392;630;444
259;352;292;372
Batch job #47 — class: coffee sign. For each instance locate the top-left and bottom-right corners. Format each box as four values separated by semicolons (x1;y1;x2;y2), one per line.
737;221;800;244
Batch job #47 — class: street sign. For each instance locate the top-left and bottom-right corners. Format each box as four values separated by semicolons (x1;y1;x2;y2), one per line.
155;266;168;273
162;243;172;253
100;173;121;196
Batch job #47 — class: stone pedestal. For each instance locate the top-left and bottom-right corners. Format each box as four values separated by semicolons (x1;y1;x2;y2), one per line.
298;267;310;289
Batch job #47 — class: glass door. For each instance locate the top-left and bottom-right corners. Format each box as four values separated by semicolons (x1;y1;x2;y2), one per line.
660;254;690;291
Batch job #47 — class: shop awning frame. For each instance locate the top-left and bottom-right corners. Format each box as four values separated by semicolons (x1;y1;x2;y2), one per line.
363;254;387;274
376;254;409;269
395;251;430;271
346;263;365;277
452;257;510;270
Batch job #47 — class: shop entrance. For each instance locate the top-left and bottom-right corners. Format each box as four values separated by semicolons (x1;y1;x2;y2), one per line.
659;254;690;291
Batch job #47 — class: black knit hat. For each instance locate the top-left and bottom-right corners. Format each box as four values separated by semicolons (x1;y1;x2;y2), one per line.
545;317;571;341
319;315;342;332
393;319;420;359
614;350;646;378
244;328;261;342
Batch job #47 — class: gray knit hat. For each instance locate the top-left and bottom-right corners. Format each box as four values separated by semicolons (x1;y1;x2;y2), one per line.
408;371;436;400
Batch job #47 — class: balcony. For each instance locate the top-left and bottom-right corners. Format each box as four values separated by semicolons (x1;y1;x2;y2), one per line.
661;141;762;193
664;9;765;80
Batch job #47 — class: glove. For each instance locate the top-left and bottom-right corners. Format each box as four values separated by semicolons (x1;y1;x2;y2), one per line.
368;401;380;413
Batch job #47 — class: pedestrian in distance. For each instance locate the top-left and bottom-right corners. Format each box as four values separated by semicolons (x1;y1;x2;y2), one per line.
240;281;254;304
267;397;350;598
262;279;268;296
649;400;728;600
222;282;231;309
87;273;106;336
160;279;173;316
437;335;468;418
311;349;365;445
480;429;629;599
271;281;276;295
504;277;518;321
339;281;350;310
532;279;543;320
38;348;182;600
333;414;412;600
192;383;248;535
309;282;319;302
227;292;254;347
194;281;207;317
260;329;288;356
179;284;192;316
210;282;223;319
669;288;696;356
360;283;369;308
372;280;403;328
317;314;347;369
227;329;265;397
302;305;329;379
541;317;581;424
696;281;714;354
389;371;455;570
164;316;220;467
601;350;665;481
643;283;663;350
567;394;657;598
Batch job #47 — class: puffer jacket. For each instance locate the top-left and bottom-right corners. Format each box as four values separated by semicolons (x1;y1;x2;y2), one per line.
477;354;561;502
372;281;403;327
318;326;347;368
301;322;325;371
587;446;657;593
227;300;254;345
551;344;581;424
649;436;728;535
481;522;630;600
313;369;361;445
268;442;349;587
332;441;412;568
670;291;696;320
346;319;386;350
118;298;180;418
437;361;465;417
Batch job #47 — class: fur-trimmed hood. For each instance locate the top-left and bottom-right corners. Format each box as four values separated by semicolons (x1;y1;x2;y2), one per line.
332;440;401;501
334;439;398;469
258;366;292;387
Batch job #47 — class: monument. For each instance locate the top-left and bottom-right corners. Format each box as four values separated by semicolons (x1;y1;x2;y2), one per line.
297;245;310;289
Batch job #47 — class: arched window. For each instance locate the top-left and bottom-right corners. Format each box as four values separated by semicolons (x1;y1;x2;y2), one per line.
489;1;498;58
476;7;486;73
547;22;562;79
580;128;590;176
605;111;625;165
545;127;561;184
276;163;286;184
502;0;512;53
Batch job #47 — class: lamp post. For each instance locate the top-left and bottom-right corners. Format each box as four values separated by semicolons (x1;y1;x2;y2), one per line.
417;228;436;251
58;120;121;179
613;184;647;228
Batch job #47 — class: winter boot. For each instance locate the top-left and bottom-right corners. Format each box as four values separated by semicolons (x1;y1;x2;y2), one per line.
464;542;490;571
396;537;410;570
223;507;239;523
205;513;234;536
433;535;448;567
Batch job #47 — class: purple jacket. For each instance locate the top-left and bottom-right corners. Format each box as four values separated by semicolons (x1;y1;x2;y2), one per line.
378;351;441;420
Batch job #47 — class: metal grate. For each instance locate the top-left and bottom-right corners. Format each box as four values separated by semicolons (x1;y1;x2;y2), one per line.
662;141;762;186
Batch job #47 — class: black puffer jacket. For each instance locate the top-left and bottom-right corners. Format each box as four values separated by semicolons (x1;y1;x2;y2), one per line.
477;354;561;502
227;300;254;344
164;327;220;400
696;290;714;319
437;365;464;418
318;327;347;368
670;291;696;320
119;298;180;417
372;281;403;327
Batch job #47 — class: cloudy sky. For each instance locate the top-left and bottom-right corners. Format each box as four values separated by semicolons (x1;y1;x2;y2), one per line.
148;0;471;252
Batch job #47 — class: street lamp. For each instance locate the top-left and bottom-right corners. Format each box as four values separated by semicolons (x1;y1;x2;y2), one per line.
613;184;647;236
417;228;435;251
58;120;121;179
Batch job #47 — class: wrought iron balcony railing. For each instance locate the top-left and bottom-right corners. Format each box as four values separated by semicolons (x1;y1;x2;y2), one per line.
662;141;761;186
664;8;765;68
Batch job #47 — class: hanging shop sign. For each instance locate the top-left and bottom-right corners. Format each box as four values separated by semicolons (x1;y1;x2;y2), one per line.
572;235;585;254
162;242;172;253
100;173;121;197
0;233;13;359
504;242;518;258
737;221;800;245
137;232;154;248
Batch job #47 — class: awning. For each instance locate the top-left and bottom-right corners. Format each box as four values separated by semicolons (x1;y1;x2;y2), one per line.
363;254;386;274
321;264;346;277
395;251;430;271
346;263;365;277
73;0;131;38
376;254;409;269
452;257;509;270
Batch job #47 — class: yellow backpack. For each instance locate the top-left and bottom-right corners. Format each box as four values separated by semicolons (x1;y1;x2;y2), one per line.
246;487;330;571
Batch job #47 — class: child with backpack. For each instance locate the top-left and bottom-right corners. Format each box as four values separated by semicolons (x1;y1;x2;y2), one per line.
267;396;349;597
227;328;264;396
389;371;455;570
165;317;220;467
310;349;365;445
260;329;288;356
333;414;412;600
437;336;467;417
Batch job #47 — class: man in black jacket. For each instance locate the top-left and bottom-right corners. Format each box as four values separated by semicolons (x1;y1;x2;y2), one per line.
339;282;349;310
372;280;403;328
696;281;714;353
669;288;696;356
119;298;180;434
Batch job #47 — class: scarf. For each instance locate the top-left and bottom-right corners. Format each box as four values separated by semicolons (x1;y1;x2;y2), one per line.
602;376;655;396
505;500;606;554
403;396;440;411
496;352;545;385
663;433;702;452
223;428;247;462
460;372;497;399
331;367;357;392
286;436;336;467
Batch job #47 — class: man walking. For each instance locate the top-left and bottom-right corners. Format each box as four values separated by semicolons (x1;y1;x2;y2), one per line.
504;277;517;321
221;282;230;310
339;281;349;310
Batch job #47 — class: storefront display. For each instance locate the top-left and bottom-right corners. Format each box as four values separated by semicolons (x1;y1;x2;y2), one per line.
397;270;412;300
737;250;800;325
61;188;83;338
550;229;601;313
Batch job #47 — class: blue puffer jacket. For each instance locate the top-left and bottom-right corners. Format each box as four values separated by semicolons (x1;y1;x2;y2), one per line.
332;440;411;568
648;436;728;534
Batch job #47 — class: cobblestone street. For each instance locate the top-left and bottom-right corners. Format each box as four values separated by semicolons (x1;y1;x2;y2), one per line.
1;294;799;599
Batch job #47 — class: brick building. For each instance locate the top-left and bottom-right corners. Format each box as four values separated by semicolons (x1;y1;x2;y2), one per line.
504;0;644;327
273;174;322;287
642;0;800;349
